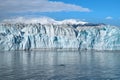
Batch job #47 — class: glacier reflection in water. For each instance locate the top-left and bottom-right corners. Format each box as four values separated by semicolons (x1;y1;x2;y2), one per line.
0;51;120;80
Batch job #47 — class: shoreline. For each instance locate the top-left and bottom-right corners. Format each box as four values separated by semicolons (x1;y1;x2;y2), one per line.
1;48;120;53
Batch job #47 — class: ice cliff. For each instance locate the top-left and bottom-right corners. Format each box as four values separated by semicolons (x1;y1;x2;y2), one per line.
0;17;120;51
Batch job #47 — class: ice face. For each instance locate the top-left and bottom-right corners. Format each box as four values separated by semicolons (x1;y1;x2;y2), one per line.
0;18;120;51
77;26;120;50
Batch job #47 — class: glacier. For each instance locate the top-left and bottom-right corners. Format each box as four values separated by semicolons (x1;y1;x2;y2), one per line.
0;17;120;51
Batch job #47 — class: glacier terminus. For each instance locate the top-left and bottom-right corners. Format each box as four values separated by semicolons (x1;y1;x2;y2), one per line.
0;17;120;51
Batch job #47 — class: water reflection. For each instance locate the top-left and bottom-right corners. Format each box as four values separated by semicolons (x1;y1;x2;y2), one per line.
0;51;120;80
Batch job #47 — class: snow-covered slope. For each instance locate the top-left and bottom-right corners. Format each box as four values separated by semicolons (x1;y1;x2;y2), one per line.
2;17;87;25
0;17;120;51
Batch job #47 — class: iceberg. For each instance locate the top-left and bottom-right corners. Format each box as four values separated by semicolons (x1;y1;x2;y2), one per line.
0;17;120;51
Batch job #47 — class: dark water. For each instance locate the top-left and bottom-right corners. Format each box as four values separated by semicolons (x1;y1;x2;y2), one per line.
0;51;120;80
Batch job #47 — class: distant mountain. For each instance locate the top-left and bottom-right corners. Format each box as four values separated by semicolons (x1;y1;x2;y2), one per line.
1;17;88;25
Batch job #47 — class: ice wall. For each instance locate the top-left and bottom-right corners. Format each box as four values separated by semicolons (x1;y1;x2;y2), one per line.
0;18;120;51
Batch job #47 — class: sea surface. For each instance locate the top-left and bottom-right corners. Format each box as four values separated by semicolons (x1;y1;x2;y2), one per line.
0;50;120;80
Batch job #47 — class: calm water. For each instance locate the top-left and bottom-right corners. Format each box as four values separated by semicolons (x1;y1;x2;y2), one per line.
0;51;120;80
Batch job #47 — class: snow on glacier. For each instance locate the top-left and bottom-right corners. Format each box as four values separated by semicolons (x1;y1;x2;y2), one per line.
0;17;120;51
